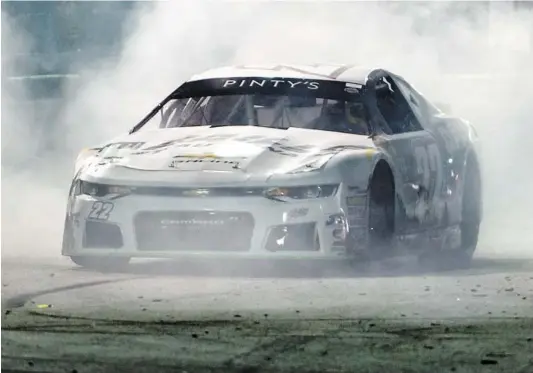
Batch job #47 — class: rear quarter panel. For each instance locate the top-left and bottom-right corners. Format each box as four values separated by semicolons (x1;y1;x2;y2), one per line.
425;113;483;225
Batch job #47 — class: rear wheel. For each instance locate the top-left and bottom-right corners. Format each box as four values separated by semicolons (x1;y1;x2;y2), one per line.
452;155;482;267
69;256;131;271
420;154;481;270
367;162;396;261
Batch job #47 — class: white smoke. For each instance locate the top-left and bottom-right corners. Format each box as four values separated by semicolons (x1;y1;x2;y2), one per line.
2;1;532;258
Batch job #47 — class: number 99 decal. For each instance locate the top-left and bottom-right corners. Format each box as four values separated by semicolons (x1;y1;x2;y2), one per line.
88;201;114;221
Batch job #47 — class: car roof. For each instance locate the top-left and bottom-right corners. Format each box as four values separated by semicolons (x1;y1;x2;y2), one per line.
187;64;386;85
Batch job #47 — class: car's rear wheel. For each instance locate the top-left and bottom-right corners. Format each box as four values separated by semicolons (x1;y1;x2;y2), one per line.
69;256;131;271
450;155;482;268
366;161;396;261
420;154;481;270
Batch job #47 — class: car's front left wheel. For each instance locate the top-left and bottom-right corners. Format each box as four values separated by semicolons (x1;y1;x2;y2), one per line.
367;161;396;261
69;256;131;271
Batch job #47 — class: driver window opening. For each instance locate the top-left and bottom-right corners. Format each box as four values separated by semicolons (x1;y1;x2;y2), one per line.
375;77;422;134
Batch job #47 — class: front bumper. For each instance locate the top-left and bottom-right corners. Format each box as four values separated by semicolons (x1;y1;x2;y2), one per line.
62;190;354;260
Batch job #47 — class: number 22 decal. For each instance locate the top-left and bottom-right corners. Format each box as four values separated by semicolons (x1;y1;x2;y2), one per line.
88;201;114;221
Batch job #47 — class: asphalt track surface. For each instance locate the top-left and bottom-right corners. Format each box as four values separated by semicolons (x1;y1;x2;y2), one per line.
2;252;533;373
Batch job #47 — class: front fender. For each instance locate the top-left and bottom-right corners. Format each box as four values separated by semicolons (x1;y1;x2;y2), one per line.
327;149;392;192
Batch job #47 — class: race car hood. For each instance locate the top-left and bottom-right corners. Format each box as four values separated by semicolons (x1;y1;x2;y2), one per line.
81;126;375;186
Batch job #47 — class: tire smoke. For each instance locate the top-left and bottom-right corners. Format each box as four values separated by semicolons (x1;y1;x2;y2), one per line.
2;1;532;259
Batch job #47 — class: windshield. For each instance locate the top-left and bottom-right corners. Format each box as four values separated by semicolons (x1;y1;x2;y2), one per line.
137;77;370;135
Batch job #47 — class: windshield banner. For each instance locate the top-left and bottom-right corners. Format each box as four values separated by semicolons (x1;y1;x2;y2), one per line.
171;77;363;100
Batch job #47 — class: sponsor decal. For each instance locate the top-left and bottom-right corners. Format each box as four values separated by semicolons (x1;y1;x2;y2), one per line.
101;141;145;151
161;216;239;226
127;134;286;156
101;134;372;162
222;78;320;90
168;155;242;169
161;219;224;225
96;156;123;166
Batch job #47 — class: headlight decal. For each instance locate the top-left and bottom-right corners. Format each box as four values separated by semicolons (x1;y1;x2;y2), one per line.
80;181;133;199
264;184;338;202
285;154;334;174
76;182;338;201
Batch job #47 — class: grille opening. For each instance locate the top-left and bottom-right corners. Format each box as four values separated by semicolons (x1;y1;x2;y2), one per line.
83;221;124;249
265;223;320;252
134;211;254;251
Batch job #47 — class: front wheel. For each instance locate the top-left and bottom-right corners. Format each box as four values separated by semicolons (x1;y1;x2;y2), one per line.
366;162;396;261
69;256;131;271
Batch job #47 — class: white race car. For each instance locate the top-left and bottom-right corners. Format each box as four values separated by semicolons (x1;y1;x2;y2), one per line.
62;64;482;269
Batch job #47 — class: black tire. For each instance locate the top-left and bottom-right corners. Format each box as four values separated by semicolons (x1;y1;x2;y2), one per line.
367;162;396;261
453;156;482;267
69;256;131;271
421;155;481;270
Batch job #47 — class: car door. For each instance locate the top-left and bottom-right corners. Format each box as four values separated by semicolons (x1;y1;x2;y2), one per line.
392;76;472;227
371;75;446;233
